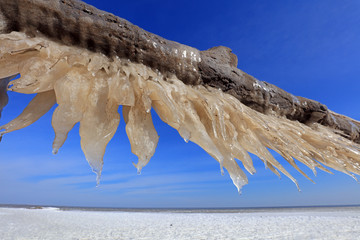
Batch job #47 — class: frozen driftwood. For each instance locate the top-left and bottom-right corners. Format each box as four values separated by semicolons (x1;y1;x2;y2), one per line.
0;0;360;191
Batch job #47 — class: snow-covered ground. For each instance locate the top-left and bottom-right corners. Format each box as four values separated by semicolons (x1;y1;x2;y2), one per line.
0;207;359;240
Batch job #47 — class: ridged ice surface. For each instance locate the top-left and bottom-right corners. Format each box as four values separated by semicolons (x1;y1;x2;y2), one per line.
2;207;360;240
1;32;360;191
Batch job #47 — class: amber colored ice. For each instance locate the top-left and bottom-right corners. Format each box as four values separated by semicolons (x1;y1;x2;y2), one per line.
1;32;360;191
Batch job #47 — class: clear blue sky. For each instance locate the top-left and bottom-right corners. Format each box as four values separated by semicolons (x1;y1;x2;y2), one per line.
1;0;360;208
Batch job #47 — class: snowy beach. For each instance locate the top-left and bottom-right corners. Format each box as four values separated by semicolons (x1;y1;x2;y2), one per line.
0;206;359;240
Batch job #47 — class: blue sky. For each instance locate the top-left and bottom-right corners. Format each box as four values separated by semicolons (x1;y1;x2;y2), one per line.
1;0;360;208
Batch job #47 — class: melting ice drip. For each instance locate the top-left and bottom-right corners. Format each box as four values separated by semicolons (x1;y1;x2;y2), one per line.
1;32;360;192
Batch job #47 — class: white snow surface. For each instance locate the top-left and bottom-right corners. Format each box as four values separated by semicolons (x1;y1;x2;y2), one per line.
0;207;360;240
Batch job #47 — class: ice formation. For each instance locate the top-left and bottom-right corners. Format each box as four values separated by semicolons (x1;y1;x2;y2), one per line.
1;32;360;192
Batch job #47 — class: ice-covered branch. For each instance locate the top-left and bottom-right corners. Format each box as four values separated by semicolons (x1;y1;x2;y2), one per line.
0;0;360;191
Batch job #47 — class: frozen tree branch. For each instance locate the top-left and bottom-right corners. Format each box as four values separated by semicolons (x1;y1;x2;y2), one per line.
1;0;360;191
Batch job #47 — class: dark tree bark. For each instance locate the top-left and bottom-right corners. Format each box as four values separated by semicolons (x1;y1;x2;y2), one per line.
0;0;359;143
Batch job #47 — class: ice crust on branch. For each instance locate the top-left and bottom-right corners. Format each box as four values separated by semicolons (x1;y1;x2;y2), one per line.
1;32;360;191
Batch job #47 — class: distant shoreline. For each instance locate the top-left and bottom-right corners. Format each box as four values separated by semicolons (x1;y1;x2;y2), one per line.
1;203;359;213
